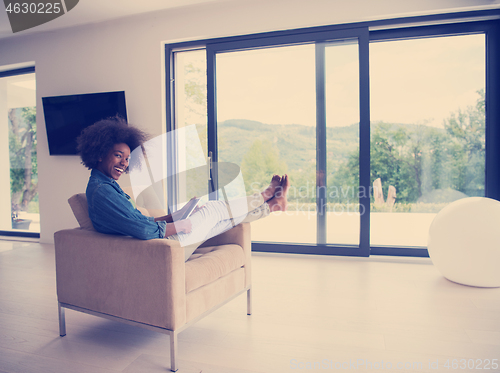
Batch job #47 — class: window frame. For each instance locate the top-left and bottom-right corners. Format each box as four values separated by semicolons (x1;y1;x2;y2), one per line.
165;9;500;258
0;66;39;239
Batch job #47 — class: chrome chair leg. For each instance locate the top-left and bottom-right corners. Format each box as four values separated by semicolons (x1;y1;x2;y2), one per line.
58;302;66;336
170;331;178;372
247;288;252;315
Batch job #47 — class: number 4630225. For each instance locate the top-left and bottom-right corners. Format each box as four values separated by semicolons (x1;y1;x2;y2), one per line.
444;359;498;370
5;3;62;14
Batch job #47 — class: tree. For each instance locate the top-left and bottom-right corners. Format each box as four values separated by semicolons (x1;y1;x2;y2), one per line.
335;89;486;204
9;107;38;212
368;122;430;203
443;89;485;195
183;62;207;120
183;62;207;139
327;149;359;204
240;139;287;194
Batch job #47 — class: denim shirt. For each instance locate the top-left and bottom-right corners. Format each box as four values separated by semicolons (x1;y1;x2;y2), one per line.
86;169;166;239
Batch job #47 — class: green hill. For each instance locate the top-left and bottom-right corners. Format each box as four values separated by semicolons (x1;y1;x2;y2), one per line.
218;119;360;172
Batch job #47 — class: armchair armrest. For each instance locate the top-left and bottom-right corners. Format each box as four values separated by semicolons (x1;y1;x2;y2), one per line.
199;222;250;248
54;228;186;330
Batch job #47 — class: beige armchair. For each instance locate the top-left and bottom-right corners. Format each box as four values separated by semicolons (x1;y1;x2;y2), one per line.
54;193;252;372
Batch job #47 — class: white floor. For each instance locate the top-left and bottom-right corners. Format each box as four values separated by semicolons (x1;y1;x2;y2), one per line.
0;239;499;372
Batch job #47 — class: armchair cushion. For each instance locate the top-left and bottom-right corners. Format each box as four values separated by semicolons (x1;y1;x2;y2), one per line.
185;244;245;293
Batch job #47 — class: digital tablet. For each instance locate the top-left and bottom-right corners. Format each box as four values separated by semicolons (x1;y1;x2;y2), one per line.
179;198;200;220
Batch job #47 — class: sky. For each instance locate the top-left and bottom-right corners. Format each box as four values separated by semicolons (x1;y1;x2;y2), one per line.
214;33;485;128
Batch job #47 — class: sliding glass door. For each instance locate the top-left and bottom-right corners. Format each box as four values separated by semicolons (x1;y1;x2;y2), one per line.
207;29;370;255
166;15;499;257
215;44;317;244
324;41;360;246
370;32;486;251
171;49;209;207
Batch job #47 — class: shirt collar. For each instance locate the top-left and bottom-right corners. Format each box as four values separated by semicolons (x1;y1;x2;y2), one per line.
91;168;113;181
90;169;131;200
90;169;121;187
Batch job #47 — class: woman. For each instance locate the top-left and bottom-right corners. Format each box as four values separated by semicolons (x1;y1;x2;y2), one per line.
77;117;289;260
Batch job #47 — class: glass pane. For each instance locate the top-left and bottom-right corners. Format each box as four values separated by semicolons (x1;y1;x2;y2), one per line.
325;41;360;245
0;72;38;233
370;34;485;247
216;44;317;244
174;49;209;205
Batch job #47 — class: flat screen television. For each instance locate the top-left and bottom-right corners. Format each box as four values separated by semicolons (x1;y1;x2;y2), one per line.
42;91;127;155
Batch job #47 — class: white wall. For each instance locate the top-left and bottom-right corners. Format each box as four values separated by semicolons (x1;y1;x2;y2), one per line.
0;0;498;243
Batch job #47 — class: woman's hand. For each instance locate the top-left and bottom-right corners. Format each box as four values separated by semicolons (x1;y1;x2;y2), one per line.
164;219;192;237
171;196;199;221
192;204;205;214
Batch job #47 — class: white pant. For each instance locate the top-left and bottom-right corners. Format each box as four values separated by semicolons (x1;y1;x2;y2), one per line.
168;193;270;261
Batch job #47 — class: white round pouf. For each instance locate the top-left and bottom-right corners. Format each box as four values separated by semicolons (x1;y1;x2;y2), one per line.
428;197;500;287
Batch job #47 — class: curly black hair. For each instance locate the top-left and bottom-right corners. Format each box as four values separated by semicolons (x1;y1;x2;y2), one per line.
76;116;149;171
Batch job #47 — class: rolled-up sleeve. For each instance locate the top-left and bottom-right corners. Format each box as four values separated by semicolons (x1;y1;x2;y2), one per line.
88;184;166;240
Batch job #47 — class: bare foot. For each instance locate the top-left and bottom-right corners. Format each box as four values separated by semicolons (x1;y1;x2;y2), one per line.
267;195;288;212
267;175;290;212
274;174;290;198
261;174;282;201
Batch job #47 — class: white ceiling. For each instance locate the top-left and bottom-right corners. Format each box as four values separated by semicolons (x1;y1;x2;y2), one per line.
0;0;236;40
1;0;500;42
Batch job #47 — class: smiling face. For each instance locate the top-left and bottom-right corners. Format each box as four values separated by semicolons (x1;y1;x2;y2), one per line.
96;143;131;180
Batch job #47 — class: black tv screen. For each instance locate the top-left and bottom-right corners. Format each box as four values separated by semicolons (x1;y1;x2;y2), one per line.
42;91;127;155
